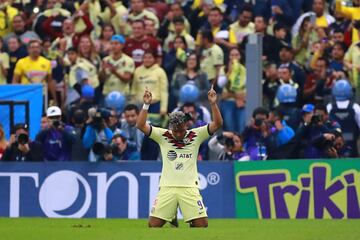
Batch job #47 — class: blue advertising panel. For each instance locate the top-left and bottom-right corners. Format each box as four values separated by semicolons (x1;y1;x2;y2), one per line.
0;84;43;140
0;162;235;218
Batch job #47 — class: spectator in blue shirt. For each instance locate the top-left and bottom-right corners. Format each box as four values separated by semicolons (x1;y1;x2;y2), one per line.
329;42;347;72
268;108;295;146
82;108;114;162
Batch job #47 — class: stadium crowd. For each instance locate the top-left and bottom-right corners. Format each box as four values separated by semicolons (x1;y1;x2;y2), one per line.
0;0;360;161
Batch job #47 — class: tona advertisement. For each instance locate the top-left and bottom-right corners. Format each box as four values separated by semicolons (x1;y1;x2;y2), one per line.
0;162;235;218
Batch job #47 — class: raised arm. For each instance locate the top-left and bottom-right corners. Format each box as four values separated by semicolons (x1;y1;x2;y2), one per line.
208;85;223;135
136;88;152;135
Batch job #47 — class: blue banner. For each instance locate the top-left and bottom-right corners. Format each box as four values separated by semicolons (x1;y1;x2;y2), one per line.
0;84;43;140
0;162;235;219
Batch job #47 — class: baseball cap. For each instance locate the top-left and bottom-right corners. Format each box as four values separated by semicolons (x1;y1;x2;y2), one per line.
302;104;315;113
111;34;126;44
47;106;62;117
13;123;28;132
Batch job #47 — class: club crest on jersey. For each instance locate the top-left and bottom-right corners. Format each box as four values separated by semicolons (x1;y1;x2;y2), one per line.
175;163;184;170
162;131;197;149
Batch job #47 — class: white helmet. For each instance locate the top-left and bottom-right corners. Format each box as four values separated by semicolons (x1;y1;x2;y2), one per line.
46;106;62;117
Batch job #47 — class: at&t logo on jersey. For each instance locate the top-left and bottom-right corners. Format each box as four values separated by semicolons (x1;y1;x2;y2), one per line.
167;150;177;161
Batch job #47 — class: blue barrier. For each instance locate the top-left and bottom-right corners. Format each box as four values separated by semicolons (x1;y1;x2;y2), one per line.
0;84;43;140
0;162;235;218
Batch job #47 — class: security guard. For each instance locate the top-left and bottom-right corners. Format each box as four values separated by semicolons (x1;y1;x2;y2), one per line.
276;84;302;132
327;80;360;157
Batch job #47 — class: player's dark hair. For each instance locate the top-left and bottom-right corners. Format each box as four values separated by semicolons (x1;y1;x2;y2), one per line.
169;111;187;128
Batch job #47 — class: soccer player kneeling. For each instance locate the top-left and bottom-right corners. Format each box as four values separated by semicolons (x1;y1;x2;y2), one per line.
136;85;223;228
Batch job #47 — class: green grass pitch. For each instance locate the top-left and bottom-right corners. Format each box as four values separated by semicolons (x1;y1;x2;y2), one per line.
0;218;359;240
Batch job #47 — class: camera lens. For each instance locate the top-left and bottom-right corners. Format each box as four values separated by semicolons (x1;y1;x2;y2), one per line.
224;137;235;147
17;133;29;145
53;120;61;128
92;142;105;155
255;119;263;127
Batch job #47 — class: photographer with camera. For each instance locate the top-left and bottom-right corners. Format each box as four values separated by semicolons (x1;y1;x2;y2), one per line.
331;131;353;158
243;107;272;160
111;133;140;161
268;108;295;146
294;103;340;159
2;123;43;162
208;131;249;161
36;106;75;161
82;107;114;162
327;80;360;157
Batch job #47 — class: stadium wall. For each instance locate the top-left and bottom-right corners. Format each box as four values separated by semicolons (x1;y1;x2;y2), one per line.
235;159;360;219
0;162;235;218
1;160;359;219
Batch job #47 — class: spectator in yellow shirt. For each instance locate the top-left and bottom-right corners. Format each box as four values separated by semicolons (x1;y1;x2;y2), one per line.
336;0;360;43
228;4;255;45
100;35;135;98
12;40;57;105
78;35;101;70
131;51;168;125
167;3;191;35
195;7;236;51
163;17;195;53
94;24;115;58
0;36;9;84
101;0;129;35
128;0;159;30
344;23;360;97
293;0;335;36
199;30;224;91
0;0;18;37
